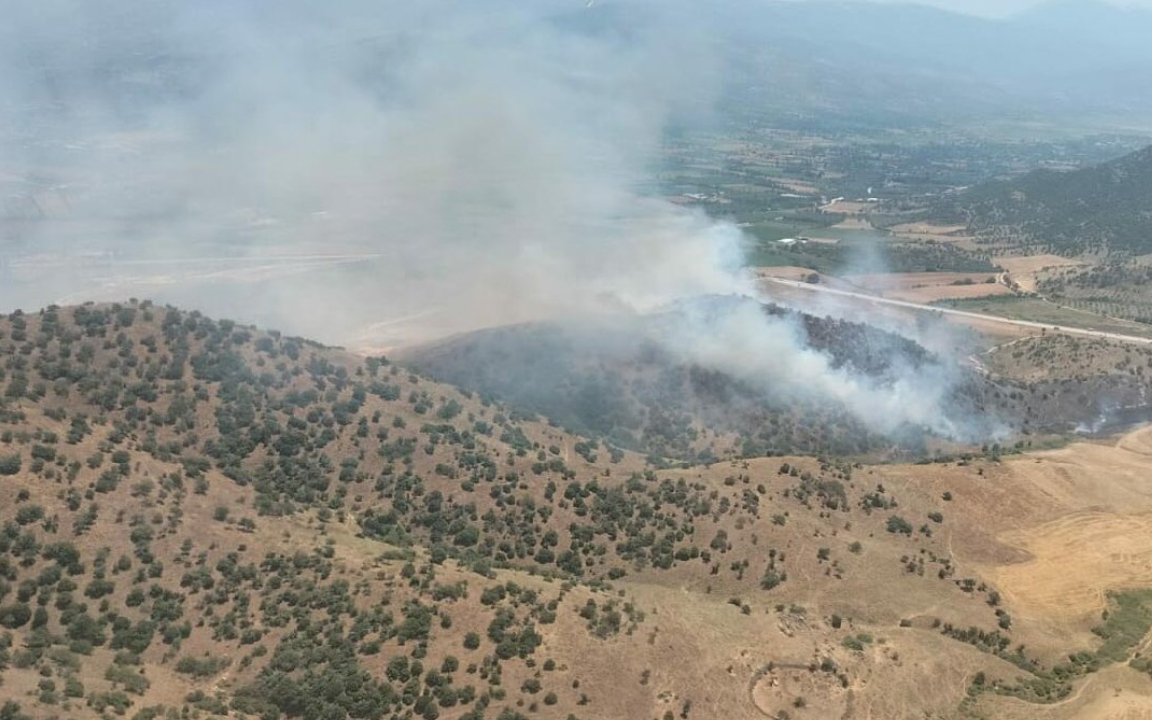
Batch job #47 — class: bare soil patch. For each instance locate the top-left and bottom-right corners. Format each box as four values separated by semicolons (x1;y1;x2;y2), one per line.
890;221;975;245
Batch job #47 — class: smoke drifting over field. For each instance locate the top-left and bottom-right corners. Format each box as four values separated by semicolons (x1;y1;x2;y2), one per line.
0;0;989;440
0;0;738;335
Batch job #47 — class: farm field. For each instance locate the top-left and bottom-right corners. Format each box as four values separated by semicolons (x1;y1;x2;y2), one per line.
845;271;1010;303
932;296;1152;339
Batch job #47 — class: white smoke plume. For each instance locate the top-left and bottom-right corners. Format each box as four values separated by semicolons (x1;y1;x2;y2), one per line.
0;0;989;439
0;0;739;342
658;298;967;438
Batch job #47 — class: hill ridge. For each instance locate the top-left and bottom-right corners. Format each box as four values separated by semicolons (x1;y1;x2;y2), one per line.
930;142;1152;256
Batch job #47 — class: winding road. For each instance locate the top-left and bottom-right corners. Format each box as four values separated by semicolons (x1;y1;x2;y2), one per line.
760;276;1152;346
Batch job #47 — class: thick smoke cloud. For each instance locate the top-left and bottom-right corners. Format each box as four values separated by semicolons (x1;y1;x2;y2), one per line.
0;0;986;439
0;0;738;343
658;298;968;438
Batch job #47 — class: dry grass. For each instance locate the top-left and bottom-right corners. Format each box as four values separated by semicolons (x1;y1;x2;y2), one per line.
5;304;1152;719
985;334;1152;382
998;254;1086;292
831;216;874;229
890;222;976;247
998;255;1085;275
822;200;872;215
847;271;1011;303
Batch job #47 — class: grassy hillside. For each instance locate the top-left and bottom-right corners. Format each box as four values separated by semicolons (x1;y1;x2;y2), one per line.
930;145;1152;256
1037;257;1152;324
3;302;1152;719
0;301;953;720
399;309;908;461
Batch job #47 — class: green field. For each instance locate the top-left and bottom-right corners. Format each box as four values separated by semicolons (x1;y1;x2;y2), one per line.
745;227;997;275
745;221;893;244
932;295;1152;338
744;243;842;273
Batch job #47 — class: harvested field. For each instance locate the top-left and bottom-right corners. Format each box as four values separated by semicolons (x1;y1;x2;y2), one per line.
754;265;822;281
869;426;1152;657
983;428;1152;636
988;511;1152;624
822;200;872;215
892;282;1014;302
848;271;999;288
890;222;974;244
831;216;874;229
891;222;968;236
779;178;819;194
998;254;1085;275
846;271;1011;303
999;254;1086;292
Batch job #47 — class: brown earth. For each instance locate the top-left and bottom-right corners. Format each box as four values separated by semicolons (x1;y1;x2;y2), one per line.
3;304;1152;719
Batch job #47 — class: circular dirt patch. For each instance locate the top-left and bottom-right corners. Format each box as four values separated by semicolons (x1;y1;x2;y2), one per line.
751;665;851;719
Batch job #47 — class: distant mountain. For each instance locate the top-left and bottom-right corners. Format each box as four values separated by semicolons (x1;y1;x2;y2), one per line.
545;0;1152;131
6;0;1152;141
719;0;1152;126
1013;0;1151;34
931;144;1152;255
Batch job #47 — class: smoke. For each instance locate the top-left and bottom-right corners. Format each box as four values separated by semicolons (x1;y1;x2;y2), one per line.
0;0;738;343
0;0;994;441
657;297;969;438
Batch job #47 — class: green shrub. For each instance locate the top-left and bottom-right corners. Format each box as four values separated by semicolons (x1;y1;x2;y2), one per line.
0;455;20;476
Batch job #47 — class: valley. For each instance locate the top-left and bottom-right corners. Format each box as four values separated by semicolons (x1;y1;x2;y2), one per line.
5;1;1152;719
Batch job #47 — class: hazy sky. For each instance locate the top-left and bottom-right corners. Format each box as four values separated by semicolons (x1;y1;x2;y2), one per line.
797;0;1152;18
